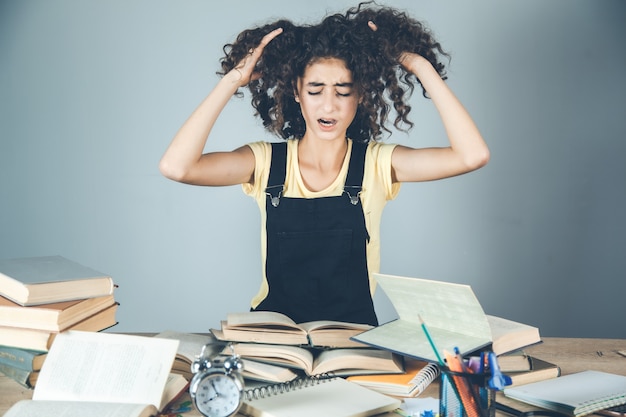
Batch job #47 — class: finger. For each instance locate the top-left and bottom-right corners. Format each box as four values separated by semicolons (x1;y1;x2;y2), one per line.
368;21;378;31
247;27;283;62
258;27;283;48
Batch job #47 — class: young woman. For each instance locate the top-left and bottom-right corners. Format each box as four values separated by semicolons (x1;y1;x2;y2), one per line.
159;3;489;325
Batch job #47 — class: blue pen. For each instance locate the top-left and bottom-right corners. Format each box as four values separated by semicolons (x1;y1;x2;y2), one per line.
479;351;487;374
487;351;512;390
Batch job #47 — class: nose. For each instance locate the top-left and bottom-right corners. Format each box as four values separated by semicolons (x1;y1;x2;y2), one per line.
322;92;336;112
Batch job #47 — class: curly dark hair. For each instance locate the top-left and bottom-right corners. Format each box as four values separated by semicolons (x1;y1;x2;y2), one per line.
219;1;449;142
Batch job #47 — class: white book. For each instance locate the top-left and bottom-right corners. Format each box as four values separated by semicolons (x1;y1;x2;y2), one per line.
3;331;184;417
504;370;626;417
240;376;400;417
352;273;541;362
0;256;115;306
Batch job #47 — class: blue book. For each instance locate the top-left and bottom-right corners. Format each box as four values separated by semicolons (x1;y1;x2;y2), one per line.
0;345;46;372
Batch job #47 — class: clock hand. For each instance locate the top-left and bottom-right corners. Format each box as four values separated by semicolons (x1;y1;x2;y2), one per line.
211;380;222;397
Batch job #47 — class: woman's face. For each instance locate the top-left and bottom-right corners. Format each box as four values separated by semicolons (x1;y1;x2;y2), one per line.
296;57;360;142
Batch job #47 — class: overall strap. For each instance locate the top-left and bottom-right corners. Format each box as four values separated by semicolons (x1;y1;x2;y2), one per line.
344;140;368;205
265;140;367;207
265;142;287;207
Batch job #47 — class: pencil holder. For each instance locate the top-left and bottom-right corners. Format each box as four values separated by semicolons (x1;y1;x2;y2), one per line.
439;368;496;417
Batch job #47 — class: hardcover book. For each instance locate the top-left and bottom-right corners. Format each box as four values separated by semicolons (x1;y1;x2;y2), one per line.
0;256;115;306
352;273;541;362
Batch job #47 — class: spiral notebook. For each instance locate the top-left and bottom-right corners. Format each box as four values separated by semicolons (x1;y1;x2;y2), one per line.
347;360;440;397
504;370;626;417
240;376;401;417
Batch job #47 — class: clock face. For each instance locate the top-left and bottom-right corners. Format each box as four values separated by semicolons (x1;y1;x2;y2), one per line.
194;373;243;417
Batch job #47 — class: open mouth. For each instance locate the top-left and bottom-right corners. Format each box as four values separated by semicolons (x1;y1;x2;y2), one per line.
318;118;337;127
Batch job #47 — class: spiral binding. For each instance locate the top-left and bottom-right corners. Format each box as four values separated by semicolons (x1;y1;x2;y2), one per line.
410;362;440;393
244;372;335;401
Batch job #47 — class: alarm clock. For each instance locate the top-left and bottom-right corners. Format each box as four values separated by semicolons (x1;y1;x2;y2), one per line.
189;343;245;417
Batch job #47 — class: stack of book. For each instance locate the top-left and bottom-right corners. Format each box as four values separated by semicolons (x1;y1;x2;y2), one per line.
210;311;406;382
208;275;563;398
0;255;118;388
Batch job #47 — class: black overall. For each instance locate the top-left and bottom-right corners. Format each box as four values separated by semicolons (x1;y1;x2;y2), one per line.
254;141;378;326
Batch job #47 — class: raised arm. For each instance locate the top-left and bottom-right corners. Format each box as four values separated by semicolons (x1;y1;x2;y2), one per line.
390;52;490;183
159;28;283;186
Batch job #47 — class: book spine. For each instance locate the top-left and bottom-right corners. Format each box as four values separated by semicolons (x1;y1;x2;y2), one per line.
0;361;34;388
244;373;335;401
0;346;39;371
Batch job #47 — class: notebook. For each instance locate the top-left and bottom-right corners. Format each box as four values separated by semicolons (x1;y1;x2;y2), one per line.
240;376;401;417
347;360;440;397
504;370;626;417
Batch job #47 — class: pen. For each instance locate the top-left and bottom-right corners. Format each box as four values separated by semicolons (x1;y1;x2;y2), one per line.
418;314;445;366
487;351;512;390
445;349;481;417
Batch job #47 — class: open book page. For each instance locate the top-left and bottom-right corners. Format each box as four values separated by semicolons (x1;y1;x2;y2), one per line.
243;359;300;383
229;343;402;376
353;319;489;363
155;330;218;363
299;320;373;332
3;400;156;417
300;320;373;348
312;348;403;375
218;312;372;347
214;327;308;345
229;343;315;372
33;331;179;410
375;274;491;337
226;311;303;331
352;274;492;362
160;373;189;410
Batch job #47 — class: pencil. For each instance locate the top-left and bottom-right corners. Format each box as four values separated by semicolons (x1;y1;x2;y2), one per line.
418;314;445;366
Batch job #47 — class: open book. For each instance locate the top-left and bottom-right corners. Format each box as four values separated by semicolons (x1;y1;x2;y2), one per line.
155;330;299;384
488;315;541;355
228;342;404;377
351;273;541;362
212;311;372;348
3;331;186;417
155;330;219;380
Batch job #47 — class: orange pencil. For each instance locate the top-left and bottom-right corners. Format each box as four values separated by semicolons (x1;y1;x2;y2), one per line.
444;350;481;417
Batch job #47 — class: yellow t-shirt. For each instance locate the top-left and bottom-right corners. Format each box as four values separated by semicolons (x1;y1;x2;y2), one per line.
243;139;400;309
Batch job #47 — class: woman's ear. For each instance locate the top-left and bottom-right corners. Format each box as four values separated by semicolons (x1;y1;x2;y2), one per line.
294;91;300;103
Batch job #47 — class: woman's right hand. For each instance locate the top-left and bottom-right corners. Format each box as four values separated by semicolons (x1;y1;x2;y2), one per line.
230;27;283;86
160;27;282;186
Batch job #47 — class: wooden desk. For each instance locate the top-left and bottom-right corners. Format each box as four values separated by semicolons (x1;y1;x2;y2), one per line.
1;337;625;416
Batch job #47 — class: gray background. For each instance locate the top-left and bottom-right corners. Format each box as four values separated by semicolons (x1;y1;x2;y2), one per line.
1;0;625;337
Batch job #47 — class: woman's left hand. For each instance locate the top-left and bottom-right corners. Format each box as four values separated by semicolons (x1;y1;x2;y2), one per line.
367;21;428;74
